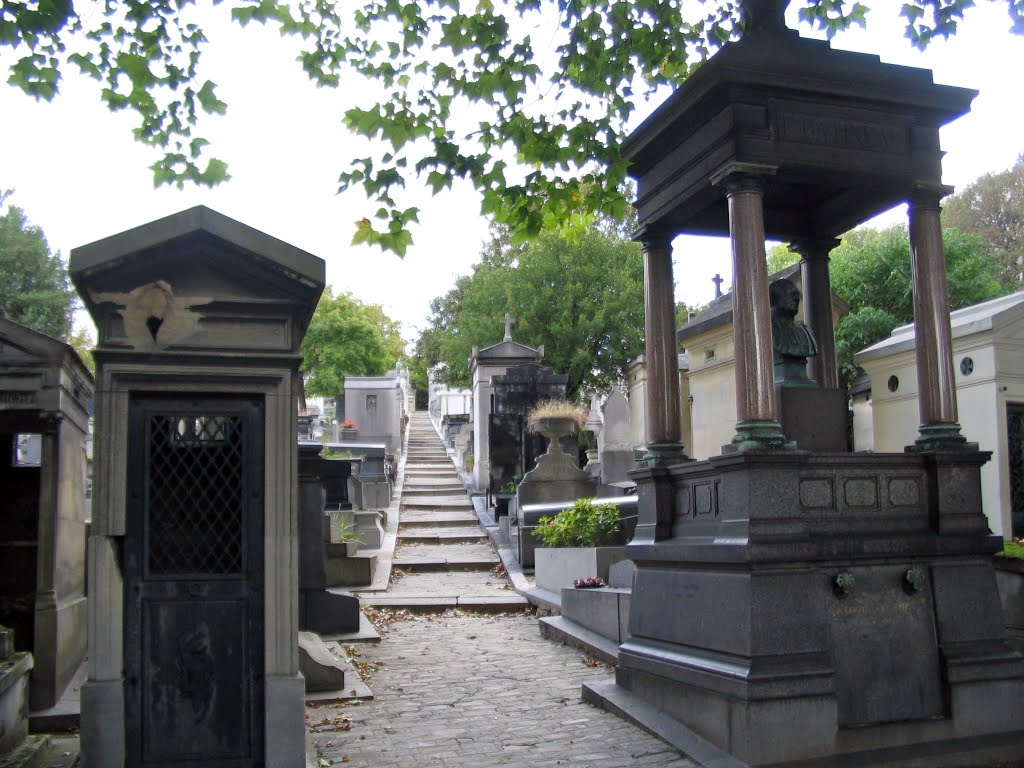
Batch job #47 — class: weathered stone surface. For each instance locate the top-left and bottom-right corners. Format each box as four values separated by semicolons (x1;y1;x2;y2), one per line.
298;633;346;693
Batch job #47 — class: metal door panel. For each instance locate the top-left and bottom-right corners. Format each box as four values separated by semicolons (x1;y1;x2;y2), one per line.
125;397;264;767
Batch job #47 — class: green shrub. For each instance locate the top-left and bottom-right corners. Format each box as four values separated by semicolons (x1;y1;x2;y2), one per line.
535;497;622;548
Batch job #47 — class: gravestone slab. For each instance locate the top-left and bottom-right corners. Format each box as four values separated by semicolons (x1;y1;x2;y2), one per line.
828;564;943;727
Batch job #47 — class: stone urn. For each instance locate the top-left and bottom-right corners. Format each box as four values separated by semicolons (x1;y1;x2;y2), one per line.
533;416;577;454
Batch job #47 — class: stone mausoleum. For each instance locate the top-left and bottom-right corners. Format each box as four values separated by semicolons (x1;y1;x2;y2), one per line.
585;1;1024;765
0;318;93;710
71;206;324;768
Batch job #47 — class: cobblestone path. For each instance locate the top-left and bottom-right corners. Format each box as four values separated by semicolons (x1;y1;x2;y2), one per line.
310;412;694;768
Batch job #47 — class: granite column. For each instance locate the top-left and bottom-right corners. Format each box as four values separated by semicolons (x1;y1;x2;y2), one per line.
907;189;967;449
640;229;686;465
791;237;841;389
715;169;788;449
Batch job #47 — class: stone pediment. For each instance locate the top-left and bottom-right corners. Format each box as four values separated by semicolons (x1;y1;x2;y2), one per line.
475;339;542;360
0;317;90;378
69;206;325;355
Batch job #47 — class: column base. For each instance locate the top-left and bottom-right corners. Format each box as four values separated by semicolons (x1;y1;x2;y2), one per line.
640;441;689;468
906;423;978;453
725;420;794;452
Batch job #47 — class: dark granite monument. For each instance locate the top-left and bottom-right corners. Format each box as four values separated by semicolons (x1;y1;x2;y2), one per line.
0;318;93;711
297;443;360;634
489;362;570;495
583;2;1024;765
72;206;324;768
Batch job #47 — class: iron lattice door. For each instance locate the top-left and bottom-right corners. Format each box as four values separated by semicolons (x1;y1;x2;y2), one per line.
125;397;265;767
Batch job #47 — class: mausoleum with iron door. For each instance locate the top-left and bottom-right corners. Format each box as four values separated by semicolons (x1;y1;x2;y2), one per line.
70;206;324;768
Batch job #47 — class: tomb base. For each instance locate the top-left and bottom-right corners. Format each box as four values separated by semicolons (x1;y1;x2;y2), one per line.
612;450;1024;767
775;385;848;452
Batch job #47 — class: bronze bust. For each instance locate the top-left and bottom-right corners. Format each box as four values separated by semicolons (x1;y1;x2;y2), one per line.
770;278;818;386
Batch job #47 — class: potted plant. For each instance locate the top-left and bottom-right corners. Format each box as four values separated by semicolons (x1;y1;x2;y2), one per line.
527;399;588;454
339;419;358;441
533;497;628;593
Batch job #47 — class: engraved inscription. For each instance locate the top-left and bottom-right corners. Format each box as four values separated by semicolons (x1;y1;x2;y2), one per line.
799;478;834;510
693;482;716;516
844;477;878;508
888;476;920;507
778;112;906;153
0;390;36;408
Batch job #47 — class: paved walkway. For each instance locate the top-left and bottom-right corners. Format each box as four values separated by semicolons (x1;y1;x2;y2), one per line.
309;412;695;768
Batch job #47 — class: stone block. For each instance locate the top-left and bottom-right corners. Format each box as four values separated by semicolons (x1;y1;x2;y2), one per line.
264;674;306;768
300;591;360;635
995;558;1024;651
353;510;385;549
534;547;628;593
775;385;847;452
298;633;346;693
607;559;635;588
561;587;630;643
324;554;377;587
0;651;32;755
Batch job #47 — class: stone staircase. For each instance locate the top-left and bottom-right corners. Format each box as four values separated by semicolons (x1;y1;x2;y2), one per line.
359;412;529;613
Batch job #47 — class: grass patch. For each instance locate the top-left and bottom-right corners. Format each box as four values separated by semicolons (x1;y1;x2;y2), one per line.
1000;539;1024;560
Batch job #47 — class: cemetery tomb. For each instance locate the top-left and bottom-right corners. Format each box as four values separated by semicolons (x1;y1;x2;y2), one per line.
71;205;324;768
489;362;569;497
0;318;93;711
468;315;543;492
588;1;1024;765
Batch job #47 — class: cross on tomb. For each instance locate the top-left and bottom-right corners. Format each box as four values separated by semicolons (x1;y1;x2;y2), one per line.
712;273;724;299
502;312;516;341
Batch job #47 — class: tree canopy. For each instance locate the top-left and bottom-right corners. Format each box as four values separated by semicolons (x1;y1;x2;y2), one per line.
942;153;1024;288
3;0;1020;253
419;223;645;398
0;191;76;340
300;288;405;398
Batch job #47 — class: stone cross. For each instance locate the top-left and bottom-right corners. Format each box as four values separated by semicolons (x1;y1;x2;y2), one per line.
502;312;516;341
712;273;724;299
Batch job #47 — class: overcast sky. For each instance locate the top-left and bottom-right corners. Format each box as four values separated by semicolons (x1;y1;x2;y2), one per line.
1;2;1021;344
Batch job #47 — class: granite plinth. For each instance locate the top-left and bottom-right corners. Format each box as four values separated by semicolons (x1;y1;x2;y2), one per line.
775;385;848;452
613;450;1024;767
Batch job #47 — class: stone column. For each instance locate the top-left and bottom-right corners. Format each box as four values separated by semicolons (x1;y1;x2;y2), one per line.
639;228;687;466
790;237;841;389
907;189;968;450
713;168;788;449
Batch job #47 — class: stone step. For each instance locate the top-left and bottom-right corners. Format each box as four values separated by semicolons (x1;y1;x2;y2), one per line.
0;735;50;768
400;498;473;511
357;594;530;613
397;530;487;544
391;556;497;571
401;487;464;497
397;514;479;528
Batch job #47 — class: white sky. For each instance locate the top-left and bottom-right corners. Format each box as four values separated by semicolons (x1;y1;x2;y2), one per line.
1;2;1022;342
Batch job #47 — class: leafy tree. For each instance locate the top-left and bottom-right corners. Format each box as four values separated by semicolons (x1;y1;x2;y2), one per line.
0;191;76;340
766;243;801;275
828;225;1007;386
422;224;644;397
68;326;96;375
300;289;402;398
3;0;1019;252
942;154;1024;288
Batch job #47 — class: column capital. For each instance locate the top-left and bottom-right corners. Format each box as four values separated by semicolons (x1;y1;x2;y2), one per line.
907;183;953;211
710;162;777;194
632;225;674;252
788;236;841;261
